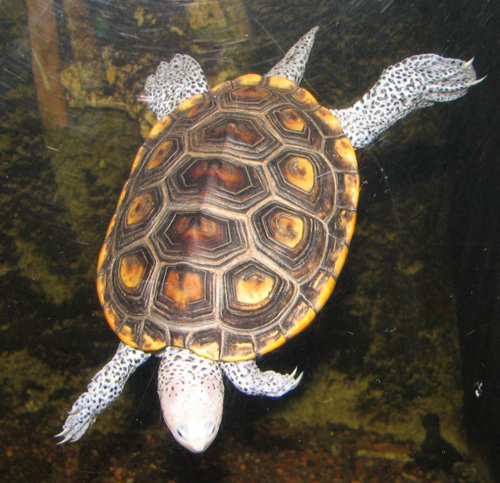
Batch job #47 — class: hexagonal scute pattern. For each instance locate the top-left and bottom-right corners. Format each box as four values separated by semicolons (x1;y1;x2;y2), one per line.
221;261;294;330
167;157;269;211
115;187;164;249
155;264;213;319
189;114;280;160
98;73;359;360
113;246;155;316
252;203;326;279
154;211;247;264
268;150;336;219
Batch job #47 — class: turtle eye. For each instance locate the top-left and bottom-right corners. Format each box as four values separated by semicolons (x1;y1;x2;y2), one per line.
206;422;216;436
176;426;187;439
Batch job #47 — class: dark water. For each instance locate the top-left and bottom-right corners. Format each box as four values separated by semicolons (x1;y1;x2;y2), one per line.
1;0;499;481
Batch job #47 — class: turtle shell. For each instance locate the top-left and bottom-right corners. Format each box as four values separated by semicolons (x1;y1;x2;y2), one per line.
96;74;359;362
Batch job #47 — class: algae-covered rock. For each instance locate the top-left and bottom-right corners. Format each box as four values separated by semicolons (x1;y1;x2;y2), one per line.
58;0;252;137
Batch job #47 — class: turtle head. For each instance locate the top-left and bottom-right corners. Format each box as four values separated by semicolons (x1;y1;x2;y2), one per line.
157;348;224;453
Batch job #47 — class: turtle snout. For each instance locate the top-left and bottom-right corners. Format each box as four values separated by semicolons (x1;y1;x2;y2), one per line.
174;421;218;453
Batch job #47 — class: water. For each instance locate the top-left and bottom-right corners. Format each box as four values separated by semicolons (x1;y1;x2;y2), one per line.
1;0;499;481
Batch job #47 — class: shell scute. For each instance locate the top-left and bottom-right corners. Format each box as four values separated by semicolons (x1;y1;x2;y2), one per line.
221;331;256;362
252;203;326;280
265;75;297;93
268;106;322;149
281;300;316;338
232;73;263;87
229;86;273;107
291;87;319;110
155;264;213;318
268;150;335;218
221;261;294;330
114;246;154;315
146;139;181;171
301;271;336;313
189;114;279;159
255;327;287;356
186;328;221;360
168;157;269;211
154;211;247;264
115;187;164;250
311;106;345;137
125;189;161;227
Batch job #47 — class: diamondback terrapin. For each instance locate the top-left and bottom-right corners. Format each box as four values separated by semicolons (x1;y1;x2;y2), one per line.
58;27;481;453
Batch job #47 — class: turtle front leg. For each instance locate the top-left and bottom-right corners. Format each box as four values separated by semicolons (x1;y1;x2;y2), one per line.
333;54;483;149
221;361;303;397
56;343;150;444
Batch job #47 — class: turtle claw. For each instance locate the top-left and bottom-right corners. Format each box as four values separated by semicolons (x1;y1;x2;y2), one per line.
288;367;303;384
56;404;97;444
55;428;73;445
265;367;303;396
292;368;303;385
54;428;67;442
462;57;474;69
459;58;486;86
288;369;304;392
470;75;487;86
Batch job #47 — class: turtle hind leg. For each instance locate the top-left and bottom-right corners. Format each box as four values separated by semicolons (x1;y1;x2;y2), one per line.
266;26;319;85
56;343;150;444
221;360;303;397
142;54;210;120
332;54;483;150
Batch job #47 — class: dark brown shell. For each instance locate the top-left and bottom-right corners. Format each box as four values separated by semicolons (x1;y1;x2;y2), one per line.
96;74;359;362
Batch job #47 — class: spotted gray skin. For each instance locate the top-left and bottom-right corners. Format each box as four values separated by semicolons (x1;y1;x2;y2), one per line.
157;347;224;453
58;27;481;453
141;54;210;120
57;343;150;443
266;26;318;84
332;54;481;149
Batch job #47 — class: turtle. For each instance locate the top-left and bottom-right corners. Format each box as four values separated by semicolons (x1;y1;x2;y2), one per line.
57;27;481;453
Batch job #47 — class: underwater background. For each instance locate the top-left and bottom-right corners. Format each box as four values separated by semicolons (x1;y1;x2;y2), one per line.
1;0;499;481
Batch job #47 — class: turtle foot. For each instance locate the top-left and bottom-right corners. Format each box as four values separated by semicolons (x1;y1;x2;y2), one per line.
332;53;483;149
56;396;98;444
402;54;482;104
56;343;150;444
222;360;303;397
